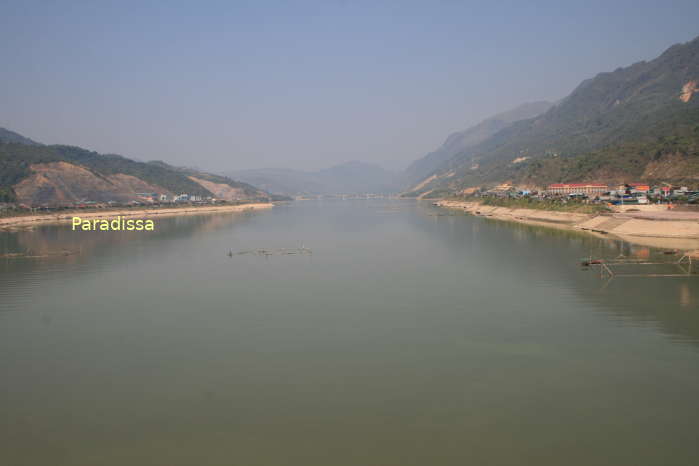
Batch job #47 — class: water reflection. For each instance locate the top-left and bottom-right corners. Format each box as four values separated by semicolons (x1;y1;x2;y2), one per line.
2;200;699;466
412;202;699;347
0;211;261;312
2;202;699;341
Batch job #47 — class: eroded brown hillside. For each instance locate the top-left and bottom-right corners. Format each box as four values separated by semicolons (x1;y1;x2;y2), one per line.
188;176;249;201
13;162;169;205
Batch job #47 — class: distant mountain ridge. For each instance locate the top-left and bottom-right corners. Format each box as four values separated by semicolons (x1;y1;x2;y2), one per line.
0;128;40;146
0;128;271;205
405;101;553;184
405;35;699;196
229;161;401;196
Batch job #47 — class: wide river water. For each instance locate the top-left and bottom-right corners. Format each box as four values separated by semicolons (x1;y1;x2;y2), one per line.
2;199;699;465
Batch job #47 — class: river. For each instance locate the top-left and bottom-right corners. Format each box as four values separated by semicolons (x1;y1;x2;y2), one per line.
1;199;698;465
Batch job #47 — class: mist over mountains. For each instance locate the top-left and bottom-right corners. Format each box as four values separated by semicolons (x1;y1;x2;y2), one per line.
404;101;553;184
228;161;402;196
3;34;699;205
232;35;699;199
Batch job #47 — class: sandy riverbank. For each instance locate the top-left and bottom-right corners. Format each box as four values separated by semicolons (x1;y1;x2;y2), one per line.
434;200;593;228
0;203;274;229
434;200;699;251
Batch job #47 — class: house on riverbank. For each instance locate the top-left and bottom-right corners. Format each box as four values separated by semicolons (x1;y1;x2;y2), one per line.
547;183;608;196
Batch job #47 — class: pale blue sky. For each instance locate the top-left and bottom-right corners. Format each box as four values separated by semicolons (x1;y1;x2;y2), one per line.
1;1;698;171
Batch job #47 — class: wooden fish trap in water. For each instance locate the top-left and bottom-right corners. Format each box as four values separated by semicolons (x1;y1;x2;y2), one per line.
581;254;695;278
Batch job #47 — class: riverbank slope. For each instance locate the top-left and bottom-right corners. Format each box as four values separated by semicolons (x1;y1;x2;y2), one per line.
435;200;699;250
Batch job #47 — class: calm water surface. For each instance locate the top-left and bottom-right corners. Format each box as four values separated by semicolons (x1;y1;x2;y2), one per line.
1;200;699;465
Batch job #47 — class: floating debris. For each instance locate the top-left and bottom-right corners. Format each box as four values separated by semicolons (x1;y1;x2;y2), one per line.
229;247;312;257
0;249;79;259
0;253;25;259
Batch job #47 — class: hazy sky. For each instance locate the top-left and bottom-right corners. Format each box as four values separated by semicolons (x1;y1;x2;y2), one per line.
1;1;698;172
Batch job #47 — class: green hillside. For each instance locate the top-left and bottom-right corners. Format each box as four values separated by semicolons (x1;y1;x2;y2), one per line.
405;101;552;183
407;35;699;195
0;136;269;203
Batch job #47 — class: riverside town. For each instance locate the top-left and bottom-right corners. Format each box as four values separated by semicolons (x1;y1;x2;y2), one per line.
466;182;698;205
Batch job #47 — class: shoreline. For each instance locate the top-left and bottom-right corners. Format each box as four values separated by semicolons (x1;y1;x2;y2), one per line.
434;200;699;251
0;203;274;229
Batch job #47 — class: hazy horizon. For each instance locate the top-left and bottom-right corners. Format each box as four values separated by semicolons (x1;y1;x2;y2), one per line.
2;1;699;173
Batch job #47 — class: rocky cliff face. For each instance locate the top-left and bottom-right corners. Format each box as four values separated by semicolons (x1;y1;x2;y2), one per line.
680;80;698;103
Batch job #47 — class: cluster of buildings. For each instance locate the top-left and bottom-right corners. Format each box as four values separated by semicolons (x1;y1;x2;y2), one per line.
135;192;211;203
475;182;698;205
2;192;222;213
545;183;696;204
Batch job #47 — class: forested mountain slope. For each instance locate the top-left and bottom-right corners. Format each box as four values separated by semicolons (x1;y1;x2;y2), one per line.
405;101;552;184
405;35;699;196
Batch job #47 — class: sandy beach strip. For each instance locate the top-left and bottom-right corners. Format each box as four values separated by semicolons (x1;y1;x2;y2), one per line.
434;200;592;228
434;200;699;249
0;203;274;229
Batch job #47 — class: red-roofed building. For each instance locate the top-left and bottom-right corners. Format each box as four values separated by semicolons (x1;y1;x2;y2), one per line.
547;183;608;195
629;183;650;193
